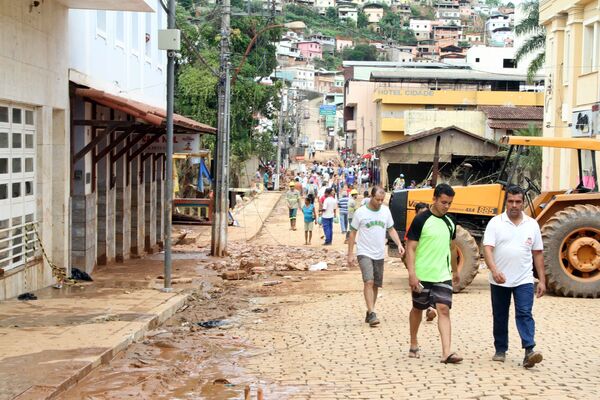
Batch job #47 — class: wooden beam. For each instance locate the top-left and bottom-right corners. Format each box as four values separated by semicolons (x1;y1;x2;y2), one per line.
95;129;132;163
73;125;119;163
128;134;163;162
112;133;146;163
73;119;138;127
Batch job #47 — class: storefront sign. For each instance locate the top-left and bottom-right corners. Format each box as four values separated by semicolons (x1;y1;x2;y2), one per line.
143;134;201;153
376;89;434;97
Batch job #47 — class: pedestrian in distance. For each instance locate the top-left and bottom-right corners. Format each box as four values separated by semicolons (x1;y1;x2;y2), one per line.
361;190;370;206
347;186;405;327
286;181;302;231
405;183;463;364
393;174;405;190
301;194;317;245
345;189;359;244
483;185;546;368
338;191;349;235
320;188;337;245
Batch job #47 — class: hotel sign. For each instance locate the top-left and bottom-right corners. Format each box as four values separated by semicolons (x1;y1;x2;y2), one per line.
377;89;434;96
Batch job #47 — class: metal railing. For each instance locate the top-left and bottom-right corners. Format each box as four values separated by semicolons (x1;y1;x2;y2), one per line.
0;221;40;270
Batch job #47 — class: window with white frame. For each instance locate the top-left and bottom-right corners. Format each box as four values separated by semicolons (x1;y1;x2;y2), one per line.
131;13;139;52
582;23;595;74
145;12;152;58
116;11;125;44
0;104;37;271
97;10;107;34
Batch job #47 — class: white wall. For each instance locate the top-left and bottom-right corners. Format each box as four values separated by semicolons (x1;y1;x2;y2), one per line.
466;46;528;76
0;0;71;297
69;1;167;108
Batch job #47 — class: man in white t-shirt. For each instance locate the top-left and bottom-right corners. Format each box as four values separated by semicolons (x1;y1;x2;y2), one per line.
483;185;546;368
347;186;405;326
320;188;337;245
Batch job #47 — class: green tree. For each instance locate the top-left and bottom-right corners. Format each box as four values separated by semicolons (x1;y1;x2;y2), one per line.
357;11;368;28
379;12;417;44
514;0;545;82
342;44;378;61
174;4;282;184
326;7;339;22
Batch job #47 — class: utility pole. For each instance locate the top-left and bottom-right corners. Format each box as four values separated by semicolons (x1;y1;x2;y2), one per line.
211;0;231;256
275;88;286;191
164;0;176;291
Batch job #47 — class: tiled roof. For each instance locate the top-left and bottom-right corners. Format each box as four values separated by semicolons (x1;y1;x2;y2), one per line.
479;106;543;120
488;121;542;130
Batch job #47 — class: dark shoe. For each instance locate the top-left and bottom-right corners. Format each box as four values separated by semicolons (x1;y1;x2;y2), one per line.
367;312;380;327
365;311;370;323
492;352;506;362
523;350;543;368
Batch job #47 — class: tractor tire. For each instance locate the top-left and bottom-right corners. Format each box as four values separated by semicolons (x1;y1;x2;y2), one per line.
453;225;480;293
541;205;600;298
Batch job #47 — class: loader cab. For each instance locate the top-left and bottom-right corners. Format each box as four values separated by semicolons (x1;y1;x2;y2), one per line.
498;136;600;220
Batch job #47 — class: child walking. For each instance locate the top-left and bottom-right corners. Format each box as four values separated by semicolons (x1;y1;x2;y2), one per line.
301;194;317;245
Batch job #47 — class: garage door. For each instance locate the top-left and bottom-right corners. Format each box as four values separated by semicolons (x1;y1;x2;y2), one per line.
0;104;37;271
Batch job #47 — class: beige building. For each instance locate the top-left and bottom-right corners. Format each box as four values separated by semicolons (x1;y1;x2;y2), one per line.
540;0;600;190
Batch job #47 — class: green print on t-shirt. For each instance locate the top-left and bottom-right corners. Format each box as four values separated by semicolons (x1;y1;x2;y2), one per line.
365;220;386;229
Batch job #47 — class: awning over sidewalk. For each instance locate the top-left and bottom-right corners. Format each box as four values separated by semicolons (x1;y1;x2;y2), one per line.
75;88;216;134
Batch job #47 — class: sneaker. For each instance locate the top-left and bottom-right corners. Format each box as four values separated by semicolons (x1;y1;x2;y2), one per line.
523;350;543;369
492;352;506;362
367;312;380;327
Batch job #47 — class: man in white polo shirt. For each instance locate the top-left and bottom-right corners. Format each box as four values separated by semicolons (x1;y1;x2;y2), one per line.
483;185;546;368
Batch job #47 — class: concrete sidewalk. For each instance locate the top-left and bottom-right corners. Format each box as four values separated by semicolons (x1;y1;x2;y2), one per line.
189;190;283;246
0;190;282;400
0;287;187;400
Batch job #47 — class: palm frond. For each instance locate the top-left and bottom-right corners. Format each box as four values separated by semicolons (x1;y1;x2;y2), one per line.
527;51;546;83
515;31;546;62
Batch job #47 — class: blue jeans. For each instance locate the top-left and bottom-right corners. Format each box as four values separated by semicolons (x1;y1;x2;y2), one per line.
490;283;536;353
339;213;348;233
322;217;333;244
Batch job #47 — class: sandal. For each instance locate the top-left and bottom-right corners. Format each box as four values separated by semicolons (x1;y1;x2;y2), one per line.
408;347;420;359
440;353;463;364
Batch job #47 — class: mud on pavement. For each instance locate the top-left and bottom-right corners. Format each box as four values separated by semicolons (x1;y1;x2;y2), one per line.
59;241;351;399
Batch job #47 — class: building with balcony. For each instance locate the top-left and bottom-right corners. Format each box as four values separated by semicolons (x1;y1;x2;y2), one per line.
539;0;600;190
338;4;358;23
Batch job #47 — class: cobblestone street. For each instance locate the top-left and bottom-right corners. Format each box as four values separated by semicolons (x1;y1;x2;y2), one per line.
232;269;600;399
232;198;600;400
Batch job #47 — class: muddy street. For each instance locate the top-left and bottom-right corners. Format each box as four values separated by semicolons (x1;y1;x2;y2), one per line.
58;194;353;399
59;193;600;400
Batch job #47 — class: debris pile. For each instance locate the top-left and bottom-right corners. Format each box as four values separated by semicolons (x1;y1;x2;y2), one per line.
203;243;350;280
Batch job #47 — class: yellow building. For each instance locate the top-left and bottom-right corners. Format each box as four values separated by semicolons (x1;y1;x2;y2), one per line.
540;0;600;190
370;69;545;145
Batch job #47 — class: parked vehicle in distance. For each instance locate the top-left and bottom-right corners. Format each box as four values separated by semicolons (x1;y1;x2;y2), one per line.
313;140;325;151
304;110;310;119
300;135;309;147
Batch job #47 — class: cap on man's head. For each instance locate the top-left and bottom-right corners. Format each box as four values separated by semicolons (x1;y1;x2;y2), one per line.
400;174;404;177
350;189;358;195
289;181;295;187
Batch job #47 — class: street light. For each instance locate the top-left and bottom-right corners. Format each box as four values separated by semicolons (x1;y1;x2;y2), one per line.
231;21;306;86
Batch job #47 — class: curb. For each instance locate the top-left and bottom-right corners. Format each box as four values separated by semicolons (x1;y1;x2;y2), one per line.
245;192;283;242
14;292;190;400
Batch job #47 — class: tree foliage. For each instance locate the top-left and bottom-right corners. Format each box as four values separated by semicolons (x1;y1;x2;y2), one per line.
514;0;545;82
174;3;282;173
378;13;417;44
342;44;378;61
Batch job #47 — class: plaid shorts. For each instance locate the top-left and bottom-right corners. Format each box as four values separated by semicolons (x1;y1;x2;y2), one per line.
412;280;453;310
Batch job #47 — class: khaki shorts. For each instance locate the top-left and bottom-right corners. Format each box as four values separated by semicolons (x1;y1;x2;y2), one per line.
304;221;314;231
357;255;384;288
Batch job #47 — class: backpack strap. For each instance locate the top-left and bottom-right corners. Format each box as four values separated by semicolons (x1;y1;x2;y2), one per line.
440;215;455;244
